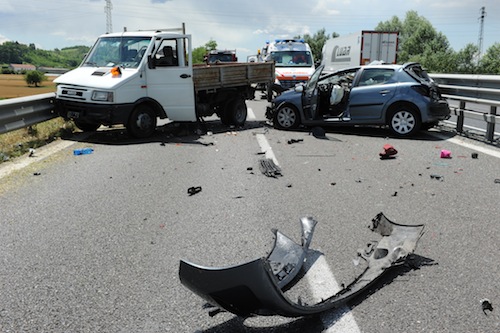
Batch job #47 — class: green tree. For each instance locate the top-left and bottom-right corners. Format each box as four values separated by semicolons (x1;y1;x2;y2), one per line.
455;43;479;73
24;70;46;87
376;11;454;72
205;39;217;51
478;43;500;74
192;46;207;64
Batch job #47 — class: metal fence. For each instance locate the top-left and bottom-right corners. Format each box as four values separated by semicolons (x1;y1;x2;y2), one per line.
430;73;500;142
0;93;56;134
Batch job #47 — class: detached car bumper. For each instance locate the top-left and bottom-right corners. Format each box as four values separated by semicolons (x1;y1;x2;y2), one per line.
179;213;425;318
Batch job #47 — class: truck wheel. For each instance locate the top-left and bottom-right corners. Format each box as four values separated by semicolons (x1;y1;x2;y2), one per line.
74;119;101;132
221;98;247;126
227;98;247;126
388;106;421;137
127;104;157;138
274;104;300;129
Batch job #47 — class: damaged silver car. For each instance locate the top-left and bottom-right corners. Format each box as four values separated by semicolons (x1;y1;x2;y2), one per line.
266;63;450;137
179;212;425;317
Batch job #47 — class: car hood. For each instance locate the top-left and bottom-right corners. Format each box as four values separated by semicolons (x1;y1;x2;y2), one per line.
54;66;138;90
273;87;302;104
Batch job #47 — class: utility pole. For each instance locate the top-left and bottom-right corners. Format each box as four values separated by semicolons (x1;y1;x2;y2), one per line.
105;0;113;33
477;6;486;61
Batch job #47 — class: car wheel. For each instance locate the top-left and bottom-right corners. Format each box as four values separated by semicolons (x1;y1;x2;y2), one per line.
127;104;157;138
388;106;421;137
274;104;300;130
74;119;101;132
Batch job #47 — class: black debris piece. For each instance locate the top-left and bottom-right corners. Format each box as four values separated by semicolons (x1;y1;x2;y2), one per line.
311;127;326;138
187;186;202;196
287;139;304;144
494;179;500;184
481;299;493;314
471;152;478;159
259;158;282;178
430;174;444;181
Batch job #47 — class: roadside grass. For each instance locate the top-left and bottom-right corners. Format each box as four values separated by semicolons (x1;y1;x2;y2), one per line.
0;74;76;165
0;118;76;164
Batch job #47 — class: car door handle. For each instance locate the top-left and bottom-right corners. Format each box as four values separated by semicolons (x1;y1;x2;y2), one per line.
379;90;390;94
180;74;192;79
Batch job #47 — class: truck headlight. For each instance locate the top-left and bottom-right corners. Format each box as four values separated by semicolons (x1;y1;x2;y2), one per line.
91;91;113;102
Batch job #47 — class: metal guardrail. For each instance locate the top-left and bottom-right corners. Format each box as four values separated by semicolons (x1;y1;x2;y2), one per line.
430;73;500;142
0;76;499;141
0;93;56;134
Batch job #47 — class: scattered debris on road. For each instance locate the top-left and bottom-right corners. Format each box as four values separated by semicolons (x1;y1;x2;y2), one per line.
287;138;304;145
259;158;282;178
379;144;398;160
187;186;202;196
440;149;452;158
430;174;444;181
179;213;425;318
480;298;493;314
73;148;94;155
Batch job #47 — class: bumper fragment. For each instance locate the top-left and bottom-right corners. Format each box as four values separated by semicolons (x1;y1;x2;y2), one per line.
179;212;425;318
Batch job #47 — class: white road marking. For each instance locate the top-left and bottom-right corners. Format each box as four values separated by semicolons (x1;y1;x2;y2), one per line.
247;107;256;121
255;133;279;166
255;133;361;332
305;255;362;333
429;132;500;159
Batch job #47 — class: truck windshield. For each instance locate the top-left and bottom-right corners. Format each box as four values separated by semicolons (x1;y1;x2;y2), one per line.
82;36;152;68
270;51;313;68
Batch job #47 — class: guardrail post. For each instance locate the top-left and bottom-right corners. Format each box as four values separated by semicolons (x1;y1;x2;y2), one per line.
456;101;465;133
485;106;497;142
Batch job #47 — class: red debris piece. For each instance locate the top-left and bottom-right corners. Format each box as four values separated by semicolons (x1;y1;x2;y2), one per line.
379;144;398;159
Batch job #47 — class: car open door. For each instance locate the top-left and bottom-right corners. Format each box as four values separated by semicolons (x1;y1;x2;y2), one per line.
302;65;324;120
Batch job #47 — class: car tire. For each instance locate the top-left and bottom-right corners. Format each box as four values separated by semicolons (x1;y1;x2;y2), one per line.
74;119;101;132
388;106;421;137
127;104;157;138
274;104;300;130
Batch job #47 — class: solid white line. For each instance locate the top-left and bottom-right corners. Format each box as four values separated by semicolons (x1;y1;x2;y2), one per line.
305;255;362;333
255;133;279;166
247;107;256;121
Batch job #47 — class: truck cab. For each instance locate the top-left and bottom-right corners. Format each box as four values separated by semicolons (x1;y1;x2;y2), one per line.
54;29;196;137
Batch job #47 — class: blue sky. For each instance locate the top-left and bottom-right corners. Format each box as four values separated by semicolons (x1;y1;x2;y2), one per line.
0;0;498;61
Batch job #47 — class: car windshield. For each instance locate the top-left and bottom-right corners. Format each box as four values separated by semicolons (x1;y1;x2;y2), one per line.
82;36;152;68
270;51;313;67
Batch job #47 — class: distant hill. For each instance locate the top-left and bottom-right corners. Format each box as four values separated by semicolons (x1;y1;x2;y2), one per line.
0;41;90;70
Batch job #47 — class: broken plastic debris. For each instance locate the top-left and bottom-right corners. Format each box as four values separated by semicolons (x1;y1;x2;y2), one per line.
259;158;282;177
480;299;493;314
379;144;398;159
187;186;202;196
287;138;304;144
440;149;451;158
471;152;478;159
430;174;444;181
73;148;94;155
179;212;425;318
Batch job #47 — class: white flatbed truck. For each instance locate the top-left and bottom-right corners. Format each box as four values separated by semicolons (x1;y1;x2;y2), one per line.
54;27;274;137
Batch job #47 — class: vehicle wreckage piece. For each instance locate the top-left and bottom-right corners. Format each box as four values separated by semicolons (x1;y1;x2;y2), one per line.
179;212;424;318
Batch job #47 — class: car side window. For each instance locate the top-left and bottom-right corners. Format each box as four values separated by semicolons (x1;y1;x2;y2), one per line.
357;69;394;86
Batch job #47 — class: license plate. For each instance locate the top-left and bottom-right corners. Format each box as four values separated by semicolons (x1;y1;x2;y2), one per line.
67;111;80;119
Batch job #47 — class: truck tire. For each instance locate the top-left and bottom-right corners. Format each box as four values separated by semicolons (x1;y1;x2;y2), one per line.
388;105;421;137
127;104;157;138
74;119;101;132
224;98;247;126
